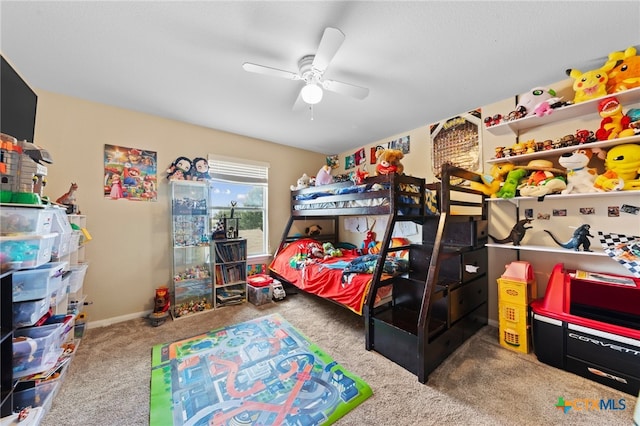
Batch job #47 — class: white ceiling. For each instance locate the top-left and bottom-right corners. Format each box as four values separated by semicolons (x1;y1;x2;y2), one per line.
1;1;639;155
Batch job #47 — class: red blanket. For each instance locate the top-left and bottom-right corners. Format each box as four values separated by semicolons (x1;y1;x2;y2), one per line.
269;238;390;315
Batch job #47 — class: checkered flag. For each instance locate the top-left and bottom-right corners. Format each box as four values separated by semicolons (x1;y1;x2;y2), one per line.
598;231;640;278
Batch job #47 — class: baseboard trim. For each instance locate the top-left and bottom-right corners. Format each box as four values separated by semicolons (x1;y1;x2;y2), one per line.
88;310;151;329
488;318;498;328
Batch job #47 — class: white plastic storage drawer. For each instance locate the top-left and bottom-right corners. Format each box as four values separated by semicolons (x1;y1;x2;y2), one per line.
13;323;64;378
0;233;57;269
13;298;50;328
0;206;53;236
68;262;89;293
12;261;68;302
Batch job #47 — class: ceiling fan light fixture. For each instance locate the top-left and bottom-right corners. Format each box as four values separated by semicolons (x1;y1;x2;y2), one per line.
301;83;323;105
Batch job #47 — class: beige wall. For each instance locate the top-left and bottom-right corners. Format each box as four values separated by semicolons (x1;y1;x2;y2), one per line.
33;90;325;325
332;78;640;324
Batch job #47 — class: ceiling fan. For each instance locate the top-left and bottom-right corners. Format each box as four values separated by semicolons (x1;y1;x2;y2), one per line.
242;27;370;110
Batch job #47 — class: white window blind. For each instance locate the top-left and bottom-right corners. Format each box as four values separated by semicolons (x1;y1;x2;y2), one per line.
207;155;269;184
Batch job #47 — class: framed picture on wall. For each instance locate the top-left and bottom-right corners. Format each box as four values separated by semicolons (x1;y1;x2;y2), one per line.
429;109;482;179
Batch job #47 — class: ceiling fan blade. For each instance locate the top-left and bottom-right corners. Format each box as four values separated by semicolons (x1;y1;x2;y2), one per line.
242;62;300;80
292;89;307;112
312;27;345;73
323;79;369;100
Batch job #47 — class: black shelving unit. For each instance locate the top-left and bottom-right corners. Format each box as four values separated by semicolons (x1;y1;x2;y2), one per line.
365;165;489;383
1;270;15;417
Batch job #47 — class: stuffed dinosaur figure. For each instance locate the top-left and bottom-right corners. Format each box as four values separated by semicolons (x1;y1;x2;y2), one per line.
495;168;527;199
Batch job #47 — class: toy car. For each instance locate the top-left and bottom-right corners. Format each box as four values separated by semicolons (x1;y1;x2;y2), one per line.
272;281;286;301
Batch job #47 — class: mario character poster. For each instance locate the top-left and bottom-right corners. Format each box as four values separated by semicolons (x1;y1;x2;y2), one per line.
104;144;158;201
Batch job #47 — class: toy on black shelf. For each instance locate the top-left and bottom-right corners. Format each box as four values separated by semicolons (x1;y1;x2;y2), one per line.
559;147;606;194
593;144;640;191
595;97;635;141
544;224;594;252
166;156;192;180
606;46;640;93
489;218;533;246
566;60;617;104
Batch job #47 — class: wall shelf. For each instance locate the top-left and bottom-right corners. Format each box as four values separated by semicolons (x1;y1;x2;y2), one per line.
485;243;609;257
486;87;640;136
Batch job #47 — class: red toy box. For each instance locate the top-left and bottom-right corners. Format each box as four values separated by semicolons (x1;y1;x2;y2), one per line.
531;263;640;395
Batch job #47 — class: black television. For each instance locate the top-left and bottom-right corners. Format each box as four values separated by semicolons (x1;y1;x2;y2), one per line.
1;55;38;143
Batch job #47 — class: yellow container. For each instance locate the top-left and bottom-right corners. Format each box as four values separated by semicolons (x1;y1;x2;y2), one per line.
498;278;537;305
499;302;530;353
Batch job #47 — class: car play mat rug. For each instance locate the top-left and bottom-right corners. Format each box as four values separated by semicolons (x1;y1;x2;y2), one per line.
150;313;372;425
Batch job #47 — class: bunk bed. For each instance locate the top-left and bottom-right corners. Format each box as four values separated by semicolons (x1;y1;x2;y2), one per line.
269;172;428;315
269;164;489;383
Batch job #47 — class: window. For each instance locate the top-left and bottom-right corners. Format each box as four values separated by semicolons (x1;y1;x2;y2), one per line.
208;155;269;256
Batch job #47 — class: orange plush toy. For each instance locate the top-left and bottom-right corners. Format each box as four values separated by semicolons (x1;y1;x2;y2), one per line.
375;149;404;175
606;46;640;93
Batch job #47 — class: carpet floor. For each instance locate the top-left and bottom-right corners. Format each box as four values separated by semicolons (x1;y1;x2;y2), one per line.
41;291;637;425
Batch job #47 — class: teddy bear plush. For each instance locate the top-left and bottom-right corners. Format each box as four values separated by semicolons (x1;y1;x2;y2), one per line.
375;149;404;175
290;173;311;191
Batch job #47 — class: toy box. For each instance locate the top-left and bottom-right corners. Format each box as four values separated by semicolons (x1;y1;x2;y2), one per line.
531;263;640;395
0;233;56;270
247;274;273;306
0;205;53;236
12;261;67;302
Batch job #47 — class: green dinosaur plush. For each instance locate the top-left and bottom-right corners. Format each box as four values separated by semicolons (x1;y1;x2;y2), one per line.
495;168;527;199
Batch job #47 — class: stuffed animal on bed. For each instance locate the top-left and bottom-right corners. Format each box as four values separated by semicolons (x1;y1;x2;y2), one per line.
305;225;322;236
290;173;311;191
315;165;334;186
375;149;404;175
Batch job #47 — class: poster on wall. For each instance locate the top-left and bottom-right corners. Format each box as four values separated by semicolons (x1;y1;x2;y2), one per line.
104;144;158;201
429;109;481;179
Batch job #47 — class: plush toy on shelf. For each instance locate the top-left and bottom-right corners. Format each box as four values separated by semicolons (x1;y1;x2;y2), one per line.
190;157;210;181
515;86;563;117
375;149;404;175
559;147;606;194
494;168;528;199
593;143;640;191
606;46;640;93
516;160;566;197
595;96;636;141
566;60;618;104
468;162;514;197
315;164;334;186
